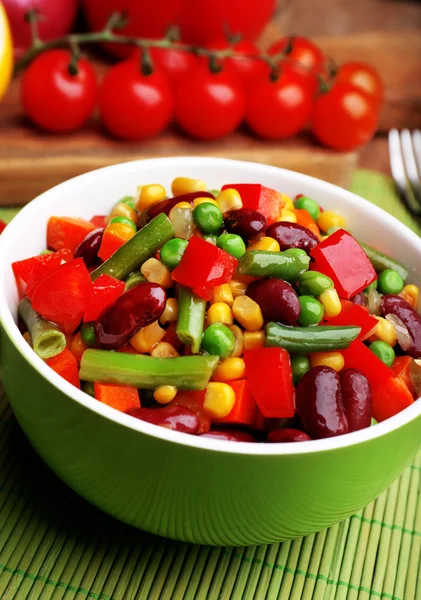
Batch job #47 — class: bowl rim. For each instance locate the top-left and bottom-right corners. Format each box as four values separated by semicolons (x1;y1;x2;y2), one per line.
1;156;421;456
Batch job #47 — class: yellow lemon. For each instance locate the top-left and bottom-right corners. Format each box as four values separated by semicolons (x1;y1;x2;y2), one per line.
0;2;13;101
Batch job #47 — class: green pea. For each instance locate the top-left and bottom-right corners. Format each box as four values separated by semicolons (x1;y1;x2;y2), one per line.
291;355;311;384
82;381;95;397
364;280;378;293
109;216;137;231
377;269;404;294
203;234;218;245
371;417;377;426
201;323;235;359
284;248;308;257
208;189;220;197
119;195;136;208
39;249;53;255
369;340;395;367
327;226;349;235
124;271;146;291
294;196;320;221
81;322;97;348
160;238;188;270
217;233;246;259
298;295;325;326
193;202;223;234
298;271;333;297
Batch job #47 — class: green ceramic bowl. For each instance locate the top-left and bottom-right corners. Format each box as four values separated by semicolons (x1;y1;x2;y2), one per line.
1;158;421;547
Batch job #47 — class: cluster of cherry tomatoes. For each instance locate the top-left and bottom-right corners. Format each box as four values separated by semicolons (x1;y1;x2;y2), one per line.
20;35;384;151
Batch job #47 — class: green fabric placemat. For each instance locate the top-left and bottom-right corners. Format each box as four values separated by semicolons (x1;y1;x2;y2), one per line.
1;169;421;600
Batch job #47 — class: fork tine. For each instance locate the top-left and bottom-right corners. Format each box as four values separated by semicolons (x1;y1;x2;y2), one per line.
401;129;421;206
388;129;421;215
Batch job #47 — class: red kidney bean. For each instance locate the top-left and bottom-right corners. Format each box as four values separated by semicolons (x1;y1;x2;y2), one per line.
340;368;372;432
296;366;349;439
224;209;267;242
200;429;257;442
247;278;300;324
266;222;319;253
146;191;215;221
126;405;199;434
381;294;421;358
267;428;312;442
95;282;166;349
351;291;367;307
74;228;104;267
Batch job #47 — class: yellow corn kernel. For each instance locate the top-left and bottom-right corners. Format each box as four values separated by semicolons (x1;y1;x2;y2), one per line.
130;321;166;353
106;222;136;242
207;302;233;326
23;332;32;347
369;316;397;347
136;184;167;212
171;177;207;196
154;385;178;404
173;201;192;210
213;357;245;382
247;236;280;252
281;193;294;211
106;202;138;226
317;210;346;233
400;284;419;310
318;288;341;318
141;258;172;289
243;330;265;350
276;209;297;223
203;382;236;419
151;342;180;358
216;188;243;214
228;324;244;357
228;279;248;298
212;284;234;306
159;298;178;324
193;197;219;208
232;295;264;332
310;352;345;371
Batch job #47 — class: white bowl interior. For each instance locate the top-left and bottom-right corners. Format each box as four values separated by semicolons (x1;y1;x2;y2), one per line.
1;156;421;455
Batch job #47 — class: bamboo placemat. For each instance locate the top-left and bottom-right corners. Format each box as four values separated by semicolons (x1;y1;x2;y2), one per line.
1;169;421;600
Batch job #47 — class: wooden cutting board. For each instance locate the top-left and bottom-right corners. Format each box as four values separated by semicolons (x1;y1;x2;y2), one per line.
0;77;357;205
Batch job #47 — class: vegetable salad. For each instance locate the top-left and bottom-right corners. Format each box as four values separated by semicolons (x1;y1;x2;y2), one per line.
12;177;421;443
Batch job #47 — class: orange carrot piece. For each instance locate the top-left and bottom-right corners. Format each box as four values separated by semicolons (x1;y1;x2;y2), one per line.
47;216;95;254
46;348;81;389
97;229;126;261
371;376;414;422
295;209;322;239
218;380;258;426
94;382;140;412
392;356;417;398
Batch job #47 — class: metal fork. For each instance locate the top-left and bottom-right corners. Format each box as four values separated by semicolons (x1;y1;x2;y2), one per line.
389;129;421;216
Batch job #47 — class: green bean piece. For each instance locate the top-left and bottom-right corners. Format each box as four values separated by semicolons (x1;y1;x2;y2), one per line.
124;271;147;291
266;322;361;354
91;213;174;282
238;250;310;282
18;297;66;359
360;242;408;281
298;271;334;297
82;381;95;397
80;350;219;390
377;269;404;294
176;286;207;354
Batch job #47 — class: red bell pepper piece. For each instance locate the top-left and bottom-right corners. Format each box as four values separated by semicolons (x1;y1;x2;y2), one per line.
162;321;183;351
172;236;238;297
47;216;96;254
84;274;125;322
310;229;377;299
46;348;81;389
90;215;107;228
244;347;295;418
0;220;7;234
218;380;258;426
12;248;72;286
341;340;413;421
391;356;417;398
171;390;211;434
221;183;282;224
94;382;140;412
325;302;378;340
31;258;92;333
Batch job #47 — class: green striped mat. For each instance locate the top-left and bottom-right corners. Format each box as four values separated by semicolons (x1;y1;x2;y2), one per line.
1;169;421;600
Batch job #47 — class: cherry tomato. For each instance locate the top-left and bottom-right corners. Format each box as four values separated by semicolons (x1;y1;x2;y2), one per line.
204;39;270;88
21;50;98;133
99;61;174;141
246;65;313;140
148;44;198;87
175;63;245;140
311;82;379;151
336;61;384;108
